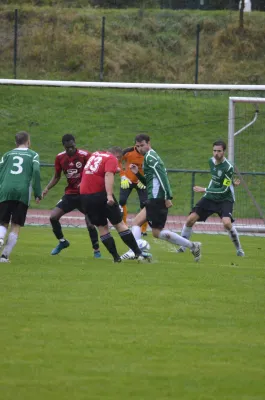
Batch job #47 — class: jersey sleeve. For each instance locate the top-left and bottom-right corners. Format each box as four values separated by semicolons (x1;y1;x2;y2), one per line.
32;153;42;198
206;164;234;194
54;155;62;176
146;153;173;200
104;157;119;173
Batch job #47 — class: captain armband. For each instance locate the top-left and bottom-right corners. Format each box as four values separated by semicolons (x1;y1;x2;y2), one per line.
223;178;232;187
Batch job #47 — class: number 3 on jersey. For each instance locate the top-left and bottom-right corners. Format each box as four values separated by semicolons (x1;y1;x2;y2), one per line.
11;156;24;175
84;155;102;174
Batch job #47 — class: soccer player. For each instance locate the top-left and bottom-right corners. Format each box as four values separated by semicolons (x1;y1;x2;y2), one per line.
42;134;101;257
119;144;148;236
80;146;150;262
0;131;42;263
122;134;201;261
176;140;245;256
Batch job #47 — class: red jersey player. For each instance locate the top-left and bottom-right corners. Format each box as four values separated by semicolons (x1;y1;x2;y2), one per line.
80;146;150;262
42;134;101;257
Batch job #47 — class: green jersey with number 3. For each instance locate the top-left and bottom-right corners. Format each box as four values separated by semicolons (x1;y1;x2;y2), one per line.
0;148;42;205
204;157;235;203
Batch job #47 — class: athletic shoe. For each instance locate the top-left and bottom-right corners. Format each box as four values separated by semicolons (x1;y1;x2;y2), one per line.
142;251;152;262
120;249;135;260
176;246;186;253
94;250;101;258
51;240;70;255
113;256;122;263
141;232;148;237
0;255;10;263
237;249;245;257
0;239;4;249
191;242;201;262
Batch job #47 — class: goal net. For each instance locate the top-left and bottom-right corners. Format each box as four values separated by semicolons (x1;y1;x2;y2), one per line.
0;79;265;234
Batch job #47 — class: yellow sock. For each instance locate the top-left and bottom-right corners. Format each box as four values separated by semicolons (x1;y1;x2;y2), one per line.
141;221;148;234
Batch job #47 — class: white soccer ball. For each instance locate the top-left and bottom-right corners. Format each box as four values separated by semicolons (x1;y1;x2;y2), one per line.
136;239;151;251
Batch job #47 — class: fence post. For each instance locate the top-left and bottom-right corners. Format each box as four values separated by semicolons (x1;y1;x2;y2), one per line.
99;16;106;82
191;171;195;209
13;9;18;79
194;24;200;84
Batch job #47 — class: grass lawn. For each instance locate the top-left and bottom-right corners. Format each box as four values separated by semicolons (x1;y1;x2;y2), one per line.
1;226;264;400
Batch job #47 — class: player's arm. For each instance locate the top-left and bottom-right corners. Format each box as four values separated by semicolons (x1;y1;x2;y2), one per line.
42;157;62;197
146;155;173;200
130;164;147;185
120;149;134;189
105;172;115;205
32;153;42;201
205;165;234;194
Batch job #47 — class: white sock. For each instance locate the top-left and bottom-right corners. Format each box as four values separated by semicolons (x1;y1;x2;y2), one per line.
0;226;7;242
227;226;241;251
159;230;193;249
2;232;18;258
132;225;141;241
181;224;193;240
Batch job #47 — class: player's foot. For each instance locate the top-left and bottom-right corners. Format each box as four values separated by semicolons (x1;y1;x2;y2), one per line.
176;246;186;253
141;232;148;237
237;249;245;257
142;251;152;262
0;255;10;263
51;240;70;255
94;250;101;258
120;249;135;260
191;242;201;262
113;256;122;263
0;239;4;249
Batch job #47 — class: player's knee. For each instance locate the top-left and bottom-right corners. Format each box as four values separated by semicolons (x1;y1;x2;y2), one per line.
223;219;232;230
50;214;60;223
186;213;198;227
152;229;160;238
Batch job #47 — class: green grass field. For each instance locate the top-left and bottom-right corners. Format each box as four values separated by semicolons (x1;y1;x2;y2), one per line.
1;226;264;400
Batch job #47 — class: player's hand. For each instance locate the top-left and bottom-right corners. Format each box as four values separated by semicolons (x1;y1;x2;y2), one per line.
165;199;173;208
42;187;49;198
233;178;240;186
130;163;139;174
107;194;115;206
137;181;146;190
121;176;131;189
35;196;42;204
193;186;206;193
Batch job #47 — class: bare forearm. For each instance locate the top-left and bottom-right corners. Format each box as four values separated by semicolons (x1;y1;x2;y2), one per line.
105;172;114;195
45;175;60;191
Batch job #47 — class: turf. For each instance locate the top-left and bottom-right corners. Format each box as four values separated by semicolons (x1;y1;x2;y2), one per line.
1;226;264;400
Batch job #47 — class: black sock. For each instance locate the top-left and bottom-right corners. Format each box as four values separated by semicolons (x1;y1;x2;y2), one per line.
100;233;120;260
50;218;64;240
119;229;141;256
88;226;99;251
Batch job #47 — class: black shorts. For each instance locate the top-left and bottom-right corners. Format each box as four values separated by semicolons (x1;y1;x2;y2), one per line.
119;184;147;209
81;192;122;227
0;200;28;227
146;198;168;230
56;194;84;214
192;197;235;222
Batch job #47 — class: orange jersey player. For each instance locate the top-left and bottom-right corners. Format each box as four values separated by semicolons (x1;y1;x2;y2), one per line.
119;145;148;235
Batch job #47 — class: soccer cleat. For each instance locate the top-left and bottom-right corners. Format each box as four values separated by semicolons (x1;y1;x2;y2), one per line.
113;256;122;263
237;249;245;257
176;246;186;253
191;242;202;262
120;249;135;260
93;250;102;258
142;251;152;262
0;255;10;263
51;240;70;255
0;239;4;249
141;232;148;237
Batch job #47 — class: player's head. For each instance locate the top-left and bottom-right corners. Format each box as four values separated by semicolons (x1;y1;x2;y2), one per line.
62;134;76;156
15;131;30;148
213;140;226;162
135;133;151;155
108;146;123;161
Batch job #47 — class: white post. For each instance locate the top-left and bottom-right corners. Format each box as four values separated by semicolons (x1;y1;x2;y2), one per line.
228;98;235;163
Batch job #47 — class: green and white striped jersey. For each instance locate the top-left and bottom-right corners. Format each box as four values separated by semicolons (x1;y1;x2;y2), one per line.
136;149;173;200
0;147;42;206
204;157;235;203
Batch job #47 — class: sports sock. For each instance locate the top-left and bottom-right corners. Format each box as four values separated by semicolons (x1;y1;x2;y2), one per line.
88;226;99;251
122;205;128;223
100;233;119;259
119;229;141;256
0;225;7;242
132;225;141;241
141;221;148;234
2;232;18;258
50;219;64;240
181;224;193;240
158;229;193;249
227;226;242;250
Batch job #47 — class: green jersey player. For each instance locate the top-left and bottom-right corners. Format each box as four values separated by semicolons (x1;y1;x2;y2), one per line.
126;134;201;262
177;140;244;257
0;131;42;262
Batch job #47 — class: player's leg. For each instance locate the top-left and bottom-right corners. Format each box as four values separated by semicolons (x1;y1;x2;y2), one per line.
220;202;244;256
0;201;11;250
84;214;101;258
119;186;133;224
176;212;200;253
50;195;71;255
136;186;148;236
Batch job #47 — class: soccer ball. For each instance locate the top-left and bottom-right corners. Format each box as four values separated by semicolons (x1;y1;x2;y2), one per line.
136;239;151;252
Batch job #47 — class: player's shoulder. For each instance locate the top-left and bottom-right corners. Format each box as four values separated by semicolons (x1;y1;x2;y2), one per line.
122;146;135;156
77;149;90;156
146;149;159;161
223;157;233;170
56;150;66;158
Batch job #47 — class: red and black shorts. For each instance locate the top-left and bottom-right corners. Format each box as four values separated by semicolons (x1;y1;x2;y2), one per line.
81;192;122;227
192;197;235;222
0;200;28;227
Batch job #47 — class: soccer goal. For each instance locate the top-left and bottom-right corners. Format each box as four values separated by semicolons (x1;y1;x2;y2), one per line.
1;79;265;235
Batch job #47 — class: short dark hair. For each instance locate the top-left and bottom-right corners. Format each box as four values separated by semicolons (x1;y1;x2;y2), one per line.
108;146;123;157
135;134;150;143
213;140;226;151
62;134;75;145
15;131;29;145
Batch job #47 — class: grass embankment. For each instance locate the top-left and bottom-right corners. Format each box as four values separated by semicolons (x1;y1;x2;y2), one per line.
1;6;265;83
